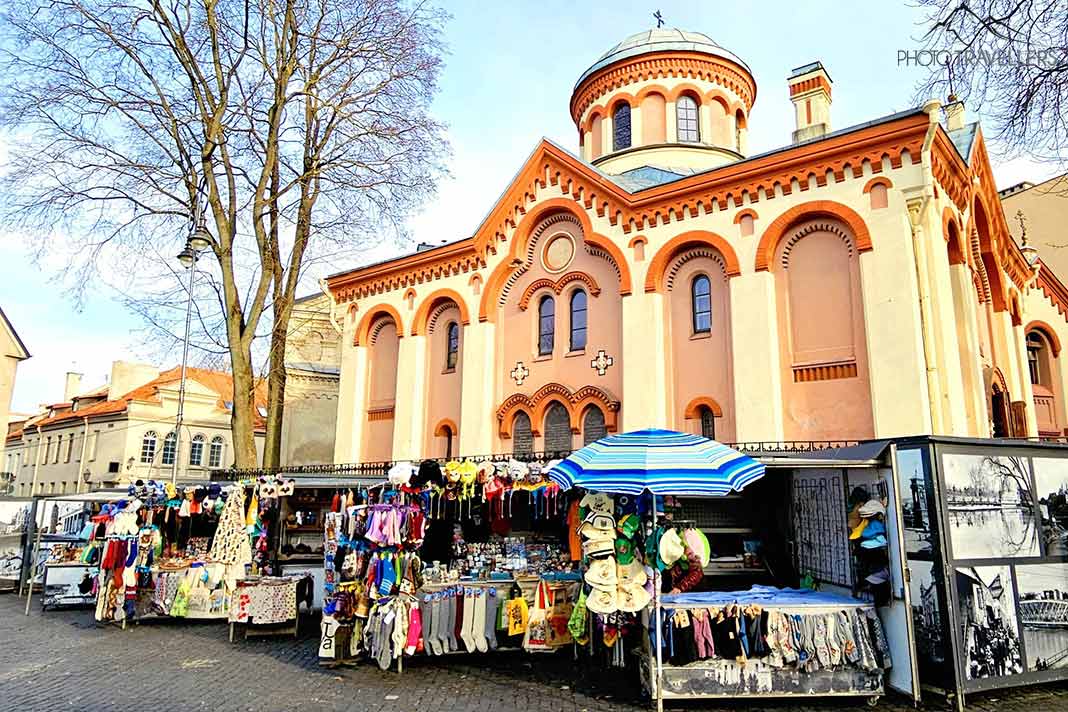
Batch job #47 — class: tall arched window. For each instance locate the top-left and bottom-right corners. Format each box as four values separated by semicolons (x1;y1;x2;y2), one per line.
582;407;607;445
161;431;177;466
140;431;158;463
698;406;716;439
441;424;454;459
538;295;555;355
512;412;534;456
1027;332;1045;386
544;403;572;453
208;436;224;468
189;434;205;466
445;321;459;371
569;290;587;351
692;275;711;333
677;95;700;142
613;103;631;151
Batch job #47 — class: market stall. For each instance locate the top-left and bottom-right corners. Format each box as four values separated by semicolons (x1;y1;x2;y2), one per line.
228;573;315;641
318;458;583;669
546;429;893;710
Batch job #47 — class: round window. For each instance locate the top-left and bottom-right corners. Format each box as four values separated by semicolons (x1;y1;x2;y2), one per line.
543;234;575;273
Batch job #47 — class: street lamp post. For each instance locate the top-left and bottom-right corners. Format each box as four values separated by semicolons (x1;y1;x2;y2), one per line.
172;218;212;484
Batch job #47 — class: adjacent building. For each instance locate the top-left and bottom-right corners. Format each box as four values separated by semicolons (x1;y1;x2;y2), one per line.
0;306;30;493
280;292;341;465
4;361;265;496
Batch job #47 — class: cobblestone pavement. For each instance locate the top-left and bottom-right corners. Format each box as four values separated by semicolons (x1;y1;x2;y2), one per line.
2;595;1067;711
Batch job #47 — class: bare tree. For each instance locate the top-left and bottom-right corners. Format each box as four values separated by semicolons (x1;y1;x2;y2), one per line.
0;0;449;468
911;0;1068;172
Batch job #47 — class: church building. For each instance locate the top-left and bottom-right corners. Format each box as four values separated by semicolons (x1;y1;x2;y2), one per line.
324;28;1068;463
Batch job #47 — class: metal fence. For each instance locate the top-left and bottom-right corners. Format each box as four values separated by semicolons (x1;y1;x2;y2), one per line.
208;440;861;481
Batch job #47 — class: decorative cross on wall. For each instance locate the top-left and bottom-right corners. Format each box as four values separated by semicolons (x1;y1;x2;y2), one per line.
511;361;530;386
591;350;614;376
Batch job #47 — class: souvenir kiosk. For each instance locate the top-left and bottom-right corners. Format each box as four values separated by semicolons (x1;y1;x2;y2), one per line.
546;430;897;710
890;436;1068;710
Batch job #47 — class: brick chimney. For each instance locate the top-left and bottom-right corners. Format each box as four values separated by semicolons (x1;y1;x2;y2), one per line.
788;62;832;143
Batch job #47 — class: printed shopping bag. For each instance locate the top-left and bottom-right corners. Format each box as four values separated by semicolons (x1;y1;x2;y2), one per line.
523;581;551;651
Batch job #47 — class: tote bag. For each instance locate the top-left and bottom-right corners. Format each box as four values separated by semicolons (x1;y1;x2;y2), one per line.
523;580;551;652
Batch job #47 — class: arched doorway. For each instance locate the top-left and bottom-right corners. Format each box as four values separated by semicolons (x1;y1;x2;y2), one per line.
990;383;1010;438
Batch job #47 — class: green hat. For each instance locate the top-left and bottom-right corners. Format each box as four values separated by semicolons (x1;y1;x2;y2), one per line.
616;513;640;539
615;537;635;565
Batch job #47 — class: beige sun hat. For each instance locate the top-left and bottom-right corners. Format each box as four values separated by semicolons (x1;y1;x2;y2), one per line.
584;557;618;587
585;585;619;615
617;582;652;613
658;528;685;567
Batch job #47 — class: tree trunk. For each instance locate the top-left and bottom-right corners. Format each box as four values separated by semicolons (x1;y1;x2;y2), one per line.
229;346;260;468
262;299;291;469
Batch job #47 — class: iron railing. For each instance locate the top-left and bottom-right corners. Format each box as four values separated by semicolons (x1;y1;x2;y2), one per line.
209;441;861;481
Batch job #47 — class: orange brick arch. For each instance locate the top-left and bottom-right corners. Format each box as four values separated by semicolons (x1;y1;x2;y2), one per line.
478;198;632;322
354;304;404;347
496;383;619;438
410;288;471;336
1025;320;1063;357
684;396;724;419
754;200;872;272
644;231;741;293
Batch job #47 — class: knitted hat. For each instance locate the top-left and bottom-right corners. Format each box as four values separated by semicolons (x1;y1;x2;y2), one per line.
616;513;640;539
388;461;416;487
414;460;443;487
860;534;888;549
860;519;887;539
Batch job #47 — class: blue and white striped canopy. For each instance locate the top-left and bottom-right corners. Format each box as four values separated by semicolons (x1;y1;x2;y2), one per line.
546;428;765;496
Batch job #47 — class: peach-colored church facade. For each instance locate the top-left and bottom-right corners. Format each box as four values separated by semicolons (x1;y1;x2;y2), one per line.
325;29;1068;464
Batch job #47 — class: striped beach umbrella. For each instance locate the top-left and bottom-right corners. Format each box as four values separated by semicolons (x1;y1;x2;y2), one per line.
546;428;765;496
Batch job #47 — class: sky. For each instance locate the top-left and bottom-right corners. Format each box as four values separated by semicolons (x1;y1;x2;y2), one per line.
2;0;1064;414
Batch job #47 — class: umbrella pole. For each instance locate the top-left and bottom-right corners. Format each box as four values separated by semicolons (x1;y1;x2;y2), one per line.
650;490;664;712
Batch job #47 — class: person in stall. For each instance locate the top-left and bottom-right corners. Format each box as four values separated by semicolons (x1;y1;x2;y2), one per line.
660;529;704;594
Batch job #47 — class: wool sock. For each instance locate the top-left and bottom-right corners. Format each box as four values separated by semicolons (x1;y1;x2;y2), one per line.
422;594;439;655
450;588;462;651
473;588;488;652
460;587;477;652
485;588;498;650
444;589;458;651
406;604;422;656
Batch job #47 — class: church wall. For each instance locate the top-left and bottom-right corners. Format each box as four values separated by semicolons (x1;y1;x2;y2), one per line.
425;304;464;457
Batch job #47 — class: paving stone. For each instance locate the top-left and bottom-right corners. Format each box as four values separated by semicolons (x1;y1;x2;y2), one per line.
1;595;1067;711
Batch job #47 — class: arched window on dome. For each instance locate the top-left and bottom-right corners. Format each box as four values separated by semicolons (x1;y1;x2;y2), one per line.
569;290;587;352
677;95;700;143
691;275;712;334
613;103;631;151
538;295;555;355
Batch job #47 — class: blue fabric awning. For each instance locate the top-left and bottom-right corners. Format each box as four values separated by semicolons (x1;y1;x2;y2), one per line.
546;428;765;496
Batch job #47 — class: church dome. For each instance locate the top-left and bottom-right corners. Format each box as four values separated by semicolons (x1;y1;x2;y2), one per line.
571;28;757;176
575;28;751;90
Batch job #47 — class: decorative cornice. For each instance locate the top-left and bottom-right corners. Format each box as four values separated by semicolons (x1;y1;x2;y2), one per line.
496;383;620;438
327;240;484;303
517;271;602;310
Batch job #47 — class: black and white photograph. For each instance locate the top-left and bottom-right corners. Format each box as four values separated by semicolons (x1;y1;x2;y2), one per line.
1017;564;1068;671
956;566;1024;680
1033;458;1068;557
943;454;1040;560
909;560;947;678
898;448;933;559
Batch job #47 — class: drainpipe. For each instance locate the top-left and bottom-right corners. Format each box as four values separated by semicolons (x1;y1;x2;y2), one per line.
906;99;944;434
76;417;90;494
319;278;342;336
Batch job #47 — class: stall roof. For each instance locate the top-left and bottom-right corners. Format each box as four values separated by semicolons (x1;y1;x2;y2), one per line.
754;440;891;468
41;489;129;503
